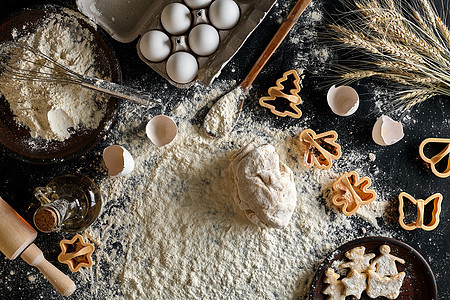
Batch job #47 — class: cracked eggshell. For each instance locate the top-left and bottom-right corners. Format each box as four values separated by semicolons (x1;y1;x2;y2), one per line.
146;115;178;147
103;145;135;177
327;85;359;116
372;115;404;146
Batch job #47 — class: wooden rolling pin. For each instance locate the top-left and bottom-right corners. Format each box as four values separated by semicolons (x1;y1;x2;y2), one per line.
0;197;76;296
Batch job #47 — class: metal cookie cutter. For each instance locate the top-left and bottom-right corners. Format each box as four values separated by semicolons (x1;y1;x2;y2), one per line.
332;171;377;216
298;129;342;170
419;138;450;178
259;69;304;118
398;192;443;231
58;234;95;272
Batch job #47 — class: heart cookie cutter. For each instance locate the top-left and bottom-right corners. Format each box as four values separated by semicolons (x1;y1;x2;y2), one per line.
259;69;303;118
398;192;443;231
419;138;450;178
332;171;377;216
298;129;342;170
58;234;95;272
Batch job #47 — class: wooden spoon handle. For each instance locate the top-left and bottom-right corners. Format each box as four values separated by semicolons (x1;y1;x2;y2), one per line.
240;0;312;90
20;243;76;297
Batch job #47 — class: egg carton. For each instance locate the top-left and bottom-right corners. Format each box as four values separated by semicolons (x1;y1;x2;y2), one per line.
76;0;277;88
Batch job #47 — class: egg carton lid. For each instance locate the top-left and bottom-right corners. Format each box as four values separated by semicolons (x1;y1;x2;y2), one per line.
76;0;277;86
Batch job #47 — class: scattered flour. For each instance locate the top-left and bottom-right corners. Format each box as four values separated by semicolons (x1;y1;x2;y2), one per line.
0;12;107;141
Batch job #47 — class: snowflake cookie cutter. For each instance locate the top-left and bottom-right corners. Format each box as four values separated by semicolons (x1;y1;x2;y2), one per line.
298;129;342;170
259;69;304;118
332;171;376;216
419;138;450;178
58;234;95;272
398;192;443;231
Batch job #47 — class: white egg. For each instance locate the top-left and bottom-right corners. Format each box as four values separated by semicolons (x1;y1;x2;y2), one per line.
327;85;359;116
184;0;212;9
139;30;171;62
166;52;198;84
103;145;135;177
161;3;192;35
188;24;220;56
209;0;240;30
146;115;178;147
372;115;404;146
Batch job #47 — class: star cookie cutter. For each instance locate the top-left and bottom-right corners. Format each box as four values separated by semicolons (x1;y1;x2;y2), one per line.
58;234;95;272
332;171;377;216
298;129;342;170
398;192;443;231
419;138;450;178
259;69;304;118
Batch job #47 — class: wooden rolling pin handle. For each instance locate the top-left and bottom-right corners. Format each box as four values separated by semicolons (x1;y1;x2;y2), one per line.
20;243;76;297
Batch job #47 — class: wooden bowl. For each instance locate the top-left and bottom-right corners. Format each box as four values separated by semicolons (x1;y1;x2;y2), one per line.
0;5;120;164
309;236;437;299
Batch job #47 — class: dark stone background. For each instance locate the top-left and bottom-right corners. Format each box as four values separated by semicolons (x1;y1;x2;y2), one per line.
0;0;448;299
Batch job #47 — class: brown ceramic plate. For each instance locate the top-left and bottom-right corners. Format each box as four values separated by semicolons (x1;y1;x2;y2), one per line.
0;5;120;164
309;236;437;300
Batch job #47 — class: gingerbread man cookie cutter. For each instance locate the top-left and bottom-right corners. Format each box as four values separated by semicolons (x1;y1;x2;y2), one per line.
332;171;377;216
298;129;342;170
259;69;303;118
58;234;95;272
419;138;450;178
398;192;443;231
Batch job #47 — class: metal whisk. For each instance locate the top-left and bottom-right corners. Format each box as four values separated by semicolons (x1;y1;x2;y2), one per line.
0;42;161;107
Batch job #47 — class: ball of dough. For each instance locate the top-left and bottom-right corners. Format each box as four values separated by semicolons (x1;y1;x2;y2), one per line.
230;143;297;228
184;0;212;9
161;3;192;35
209;0;240;30
166;52;198;84
188;24;220;56
139;30;171;62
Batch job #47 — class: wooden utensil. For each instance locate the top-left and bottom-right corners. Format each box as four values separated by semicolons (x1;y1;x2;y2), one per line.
0;197;76;296
203;0;312;138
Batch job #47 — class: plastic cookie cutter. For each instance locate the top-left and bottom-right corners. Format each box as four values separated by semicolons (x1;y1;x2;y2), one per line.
398;192;443;231
419;138;450;178
58;234;95;272
332;171;377;216
298;129;342;170
259;69;304;118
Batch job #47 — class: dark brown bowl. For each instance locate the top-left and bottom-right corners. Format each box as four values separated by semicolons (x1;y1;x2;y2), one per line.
309;236;437;300
0;5;121;164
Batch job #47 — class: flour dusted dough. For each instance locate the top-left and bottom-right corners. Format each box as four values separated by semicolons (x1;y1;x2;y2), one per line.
230;142;297;228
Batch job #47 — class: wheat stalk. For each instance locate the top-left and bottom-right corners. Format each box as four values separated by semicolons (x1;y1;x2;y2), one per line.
328;0;450;110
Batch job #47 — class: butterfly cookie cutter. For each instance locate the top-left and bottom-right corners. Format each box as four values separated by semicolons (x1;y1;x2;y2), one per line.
259;69;303;118
419;138;450;178
58;234;95;272
332;171;377;216
298;129;342;170
398;192;443;231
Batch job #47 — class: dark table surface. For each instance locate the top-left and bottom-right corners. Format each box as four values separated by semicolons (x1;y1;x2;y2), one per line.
0;0;449;299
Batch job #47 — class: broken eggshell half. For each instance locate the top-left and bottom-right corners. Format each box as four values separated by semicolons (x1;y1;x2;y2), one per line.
146;115;178;147
372;115;404;146
103;145;135;176
327;85;359;116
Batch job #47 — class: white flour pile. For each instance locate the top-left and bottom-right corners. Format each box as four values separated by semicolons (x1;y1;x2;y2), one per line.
64;1;394;298
203;86;244;137
0;12;106;141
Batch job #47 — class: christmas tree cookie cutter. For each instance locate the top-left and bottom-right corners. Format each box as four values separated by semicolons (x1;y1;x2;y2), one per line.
398;192;443;231
419;137;450;178
332;171;376;216
298;129;342;170
259;69;304;118
58;234;95;272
